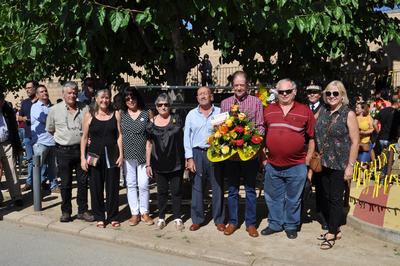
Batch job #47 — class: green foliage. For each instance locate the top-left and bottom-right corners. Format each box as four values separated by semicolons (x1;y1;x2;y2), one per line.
0;0;400;91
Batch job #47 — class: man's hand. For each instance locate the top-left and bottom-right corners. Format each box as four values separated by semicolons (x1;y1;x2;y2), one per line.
186;158;196;173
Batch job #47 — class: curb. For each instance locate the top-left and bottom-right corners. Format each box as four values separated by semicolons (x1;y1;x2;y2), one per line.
3;212;254;266
347;215;400;245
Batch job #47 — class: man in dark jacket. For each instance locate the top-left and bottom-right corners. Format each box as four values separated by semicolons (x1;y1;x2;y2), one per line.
0;91;23;206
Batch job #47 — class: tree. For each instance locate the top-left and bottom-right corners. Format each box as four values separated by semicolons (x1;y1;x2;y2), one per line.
211;0;400;91
1;1;400;92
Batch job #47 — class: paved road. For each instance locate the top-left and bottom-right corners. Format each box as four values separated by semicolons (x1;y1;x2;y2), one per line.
0;222;218;266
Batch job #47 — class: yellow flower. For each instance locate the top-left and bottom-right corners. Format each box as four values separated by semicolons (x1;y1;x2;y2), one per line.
221;145;230;155
214;131;222;138
225;119;233;127
231;104;239;113
238;112;246;121
244;126;251;134
230;131;238;139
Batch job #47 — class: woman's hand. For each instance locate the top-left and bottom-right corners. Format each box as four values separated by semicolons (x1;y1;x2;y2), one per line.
344;165;353;181
116;155;123;168
81;158;88;172
146;166;153;178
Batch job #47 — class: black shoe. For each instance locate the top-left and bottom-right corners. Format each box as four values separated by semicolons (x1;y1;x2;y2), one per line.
77;211;95;222
321;224;329;230
285;230;298;239
41;182;50;191
14;199;23;207
261;227;282;236
60;212;72;223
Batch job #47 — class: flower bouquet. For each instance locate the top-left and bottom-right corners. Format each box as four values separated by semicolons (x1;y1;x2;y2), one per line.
207;104;264;162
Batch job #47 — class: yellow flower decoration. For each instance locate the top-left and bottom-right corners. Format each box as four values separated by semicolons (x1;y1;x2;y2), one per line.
221;145;230;155
238;112;246;121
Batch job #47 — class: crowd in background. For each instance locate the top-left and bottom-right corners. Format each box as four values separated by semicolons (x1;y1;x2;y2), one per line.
0;73;399;250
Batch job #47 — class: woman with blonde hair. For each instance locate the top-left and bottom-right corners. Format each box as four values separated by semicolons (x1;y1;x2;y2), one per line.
314;81;359;249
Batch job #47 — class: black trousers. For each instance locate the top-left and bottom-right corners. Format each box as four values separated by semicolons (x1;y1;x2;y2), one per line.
56;146;88;215
89;156;120;222
155;170;183;220
320;167;346;235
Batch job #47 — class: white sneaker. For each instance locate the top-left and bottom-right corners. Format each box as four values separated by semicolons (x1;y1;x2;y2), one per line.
156;219;166;230
174;218;185;231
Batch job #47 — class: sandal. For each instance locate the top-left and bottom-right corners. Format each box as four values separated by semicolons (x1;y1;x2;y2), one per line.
318;231;342;241
320;237;336;250
111;221;120;228
96;221;105;228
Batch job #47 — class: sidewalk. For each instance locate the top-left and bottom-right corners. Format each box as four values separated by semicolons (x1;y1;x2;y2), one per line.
1;179;399;266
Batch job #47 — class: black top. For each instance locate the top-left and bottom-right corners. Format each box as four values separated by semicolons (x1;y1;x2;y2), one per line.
121;110;149;164
146;114;184;173
389;109;400;143
88;113;119;165
376;107;396;141
1;103;22;157
315;105;351;170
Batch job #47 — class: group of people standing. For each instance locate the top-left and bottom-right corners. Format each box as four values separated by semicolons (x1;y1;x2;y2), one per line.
2;70;397;252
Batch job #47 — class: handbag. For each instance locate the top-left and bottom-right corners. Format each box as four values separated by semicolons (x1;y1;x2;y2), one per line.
86;152;100;167
310;112;336;173
309;152;322;173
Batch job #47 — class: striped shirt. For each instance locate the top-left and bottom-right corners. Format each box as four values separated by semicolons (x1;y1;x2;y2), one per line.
264;102;315;167
220;94;265;135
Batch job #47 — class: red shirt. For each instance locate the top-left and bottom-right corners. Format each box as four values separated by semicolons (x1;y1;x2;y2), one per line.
264;102;315;167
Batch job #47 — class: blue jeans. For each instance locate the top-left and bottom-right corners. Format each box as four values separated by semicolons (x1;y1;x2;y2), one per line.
23;137;34;185
33;143;58;189
264;163;307;231
224;159;258;227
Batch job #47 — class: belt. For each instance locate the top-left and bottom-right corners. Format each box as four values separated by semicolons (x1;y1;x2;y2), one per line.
193;147;208;152
55;143;80;150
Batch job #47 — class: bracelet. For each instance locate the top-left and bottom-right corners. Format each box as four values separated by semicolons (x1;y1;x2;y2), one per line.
348;162;354;167
145;165;151;168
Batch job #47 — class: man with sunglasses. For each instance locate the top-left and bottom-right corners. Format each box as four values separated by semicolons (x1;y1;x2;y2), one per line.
46;81;94;223
262;78;315;239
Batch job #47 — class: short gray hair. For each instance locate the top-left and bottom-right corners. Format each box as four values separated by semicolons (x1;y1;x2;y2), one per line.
154;93;172;106
276;78;297;90
62;81;78;93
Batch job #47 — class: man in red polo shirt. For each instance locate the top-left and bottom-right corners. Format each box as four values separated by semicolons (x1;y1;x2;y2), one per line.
262;78;315;239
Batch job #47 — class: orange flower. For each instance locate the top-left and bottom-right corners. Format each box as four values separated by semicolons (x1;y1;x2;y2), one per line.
219;124;229;134
207;135;214;145
231;104;239;113
214;131;222;138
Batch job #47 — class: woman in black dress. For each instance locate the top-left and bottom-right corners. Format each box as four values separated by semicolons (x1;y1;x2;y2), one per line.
145;93;185;231
80;89;123;228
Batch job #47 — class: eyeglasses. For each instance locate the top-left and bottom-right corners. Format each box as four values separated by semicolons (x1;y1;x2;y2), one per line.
307;90;320;95
156;103;170;108
277;89;294;95
325;91;340;97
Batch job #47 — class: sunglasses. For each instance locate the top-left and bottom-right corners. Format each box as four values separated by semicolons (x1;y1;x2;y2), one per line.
325;91;340;97
156;103;170;108
125;96;137;102
277;89;294;95
307;90;320;95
